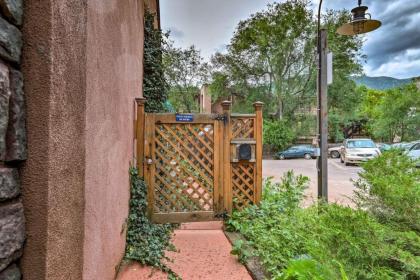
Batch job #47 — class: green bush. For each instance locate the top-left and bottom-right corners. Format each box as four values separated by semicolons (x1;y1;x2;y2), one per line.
263;120;296;151
354;150;420;232
227;167;420;279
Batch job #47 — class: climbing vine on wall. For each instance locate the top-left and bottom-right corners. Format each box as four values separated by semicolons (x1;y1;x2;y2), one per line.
143;10;169;112
124;167;177;277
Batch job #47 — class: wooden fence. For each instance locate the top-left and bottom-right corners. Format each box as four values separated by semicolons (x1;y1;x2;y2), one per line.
136;98;263;223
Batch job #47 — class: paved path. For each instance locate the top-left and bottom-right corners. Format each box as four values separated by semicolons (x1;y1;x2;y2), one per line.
117;222;251;280
118;159;360;279
263;158;362;205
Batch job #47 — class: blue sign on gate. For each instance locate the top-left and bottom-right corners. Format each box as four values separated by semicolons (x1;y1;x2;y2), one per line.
175;114;194;122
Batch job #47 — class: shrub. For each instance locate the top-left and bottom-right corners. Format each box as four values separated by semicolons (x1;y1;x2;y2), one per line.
227;170;420;280
353;150;420;232
263;120;296;151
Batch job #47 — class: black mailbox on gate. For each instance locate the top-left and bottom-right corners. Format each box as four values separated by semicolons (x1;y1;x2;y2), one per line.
238;144;252;160
231;140;256;162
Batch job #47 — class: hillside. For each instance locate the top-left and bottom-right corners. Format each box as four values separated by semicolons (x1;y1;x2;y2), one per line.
353;75;413;90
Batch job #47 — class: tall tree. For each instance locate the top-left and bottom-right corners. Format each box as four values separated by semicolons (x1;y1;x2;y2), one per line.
163;44;208;112
209;1;364;120
227;0;316;119
323;9;365;141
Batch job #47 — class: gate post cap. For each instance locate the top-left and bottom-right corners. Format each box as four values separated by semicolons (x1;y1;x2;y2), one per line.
135;97;147;105
221;100;232;110
253;101;264;109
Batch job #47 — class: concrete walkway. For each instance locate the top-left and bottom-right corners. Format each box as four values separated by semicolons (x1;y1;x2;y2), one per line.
117;222;252;280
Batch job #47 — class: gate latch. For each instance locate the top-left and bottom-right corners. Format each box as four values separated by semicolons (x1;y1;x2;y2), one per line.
212;114;228;123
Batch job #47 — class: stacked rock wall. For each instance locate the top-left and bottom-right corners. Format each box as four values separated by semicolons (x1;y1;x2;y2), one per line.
0;0;25;279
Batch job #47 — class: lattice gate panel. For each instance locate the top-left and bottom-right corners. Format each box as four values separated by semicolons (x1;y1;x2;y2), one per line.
153;123;215;214
232;163;255;210
230;114;260;211
232;118;254;139
139;102;263;223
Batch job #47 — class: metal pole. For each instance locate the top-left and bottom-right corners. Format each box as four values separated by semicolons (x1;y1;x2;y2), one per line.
317;0;328;202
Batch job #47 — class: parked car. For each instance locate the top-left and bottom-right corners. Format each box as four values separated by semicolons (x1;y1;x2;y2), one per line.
340;139;380;166
328;146;341;158
407;142;420;161
391;142;414;151
376;143;391;152
276;145;316;160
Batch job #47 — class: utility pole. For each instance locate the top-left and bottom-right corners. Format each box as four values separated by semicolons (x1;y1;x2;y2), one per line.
317;29;328;201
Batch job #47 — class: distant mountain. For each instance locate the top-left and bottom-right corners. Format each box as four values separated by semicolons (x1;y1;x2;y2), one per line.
353;75;414;90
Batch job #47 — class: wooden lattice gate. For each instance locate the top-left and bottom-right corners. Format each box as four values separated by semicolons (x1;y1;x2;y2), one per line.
135;99;263;223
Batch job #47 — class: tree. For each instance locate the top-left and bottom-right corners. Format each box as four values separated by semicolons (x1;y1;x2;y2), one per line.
163;45;208;112
369;83;420;142
207;1;365;133
227;0;316;119
323;9;365;141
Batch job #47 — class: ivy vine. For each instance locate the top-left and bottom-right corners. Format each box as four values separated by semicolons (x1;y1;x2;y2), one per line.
124;167;178;278
143;10;169;112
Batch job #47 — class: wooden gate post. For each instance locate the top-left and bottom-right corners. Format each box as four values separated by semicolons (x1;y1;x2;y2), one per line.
221;100;232;214
135;97;146;177
253;101;264;204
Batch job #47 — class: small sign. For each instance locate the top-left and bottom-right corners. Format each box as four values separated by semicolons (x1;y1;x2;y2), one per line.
327;52;333;85
176;114;194;122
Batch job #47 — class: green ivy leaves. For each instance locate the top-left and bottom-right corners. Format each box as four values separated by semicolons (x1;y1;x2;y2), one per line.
124;167;178;278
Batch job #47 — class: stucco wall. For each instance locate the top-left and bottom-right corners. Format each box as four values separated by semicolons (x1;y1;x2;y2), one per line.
83;0;144;279
21;0;87;279
21;0;147;279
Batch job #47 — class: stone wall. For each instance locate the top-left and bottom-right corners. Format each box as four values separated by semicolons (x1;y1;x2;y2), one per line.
0;0;25;279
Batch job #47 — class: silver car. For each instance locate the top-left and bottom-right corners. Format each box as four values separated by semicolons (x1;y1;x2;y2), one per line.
407;142;420;161
340;139;381;166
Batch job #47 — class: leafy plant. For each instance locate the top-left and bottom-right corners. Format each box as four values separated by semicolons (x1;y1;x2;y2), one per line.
124;167;177;278
143;10;169;112
353;150;420;232
231;239;253;264
263;120;296;152
227;168;420;279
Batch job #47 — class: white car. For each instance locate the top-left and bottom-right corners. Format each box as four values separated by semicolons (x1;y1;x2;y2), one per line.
407;142;420;161
328;146;341;158
340;139;381;166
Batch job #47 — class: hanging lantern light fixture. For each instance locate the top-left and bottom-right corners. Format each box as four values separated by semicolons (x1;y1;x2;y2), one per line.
337;0;381;36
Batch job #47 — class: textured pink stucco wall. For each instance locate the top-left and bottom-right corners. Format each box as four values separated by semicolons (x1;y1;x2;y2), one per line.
22;0;147;279
83;1;144;279
21;0;87;279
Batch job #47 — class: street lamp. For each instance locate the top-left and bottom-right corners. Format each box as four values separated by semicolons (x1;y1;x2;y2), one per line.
316;0;381;202
337;0;381;36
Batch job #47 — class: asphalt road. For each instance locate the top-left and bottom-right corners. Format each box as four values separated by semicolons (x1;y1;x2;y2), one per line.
263;158;362;206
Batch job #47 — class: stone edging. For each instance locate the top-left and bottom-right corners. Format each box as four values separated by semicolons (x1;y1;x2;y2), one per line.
224;230;271;280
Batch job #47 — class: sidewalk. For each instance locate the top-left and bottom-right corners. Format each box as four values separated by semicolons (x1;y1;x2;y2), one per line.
117;222;252;280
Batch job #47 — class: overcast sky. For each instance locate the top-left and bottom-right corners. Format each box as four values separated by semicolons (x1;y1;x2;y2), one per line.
160;0;420;79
